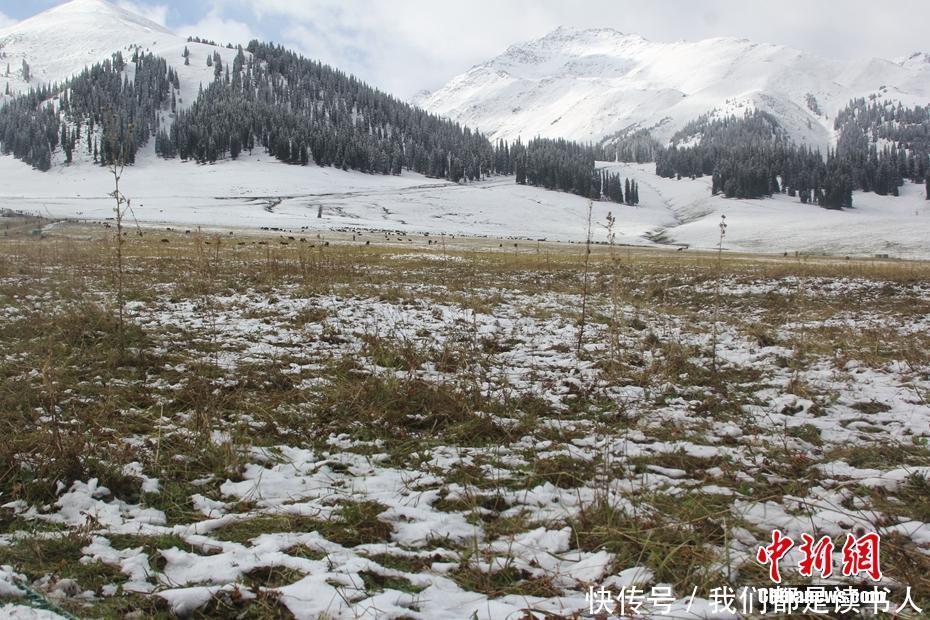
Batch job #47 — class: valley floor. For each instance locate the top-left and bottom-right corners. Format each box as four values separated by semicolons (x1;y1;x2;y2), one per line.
1;153;929;260
0;220;928;618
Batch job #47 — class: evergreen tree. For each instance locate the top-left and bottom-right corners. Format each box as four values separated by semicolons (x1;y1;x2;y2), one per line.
514;142;526;184
0;38;629;207
0;52;172;169
161;41;497;177
502;137;623;201
605;173;623;203
597;128;661;163
654;104;930;209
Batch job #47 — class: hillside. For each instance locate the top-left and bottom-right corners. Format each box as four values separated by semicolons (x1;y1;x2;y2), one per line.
0;1;499;187
2;6;930;620
2;150;928;259
0;2;927;259
0;0;246;107
417;27;930;150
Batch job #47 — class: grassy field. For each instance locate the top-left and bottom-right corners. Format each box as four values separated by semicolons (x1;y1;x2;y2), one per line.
1;214;929;618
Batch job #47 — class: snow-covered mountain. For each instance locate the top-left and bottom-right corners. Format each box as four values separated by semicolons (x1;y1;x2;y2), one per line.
417;27;930;149
0;0;927;261
0;0;243;107
0;0;173;89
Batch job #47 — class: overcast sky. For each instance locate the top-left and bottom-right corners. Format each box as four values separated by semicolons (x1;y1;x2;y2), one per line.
2;0;929;98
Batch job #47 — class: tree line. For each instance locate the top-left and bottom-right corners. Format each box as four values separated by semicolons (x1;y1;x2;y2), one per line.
488;137;639;203
158;42;496;182
655;102;930;209
595;128;662;163
0;51;175;170
0;41;640;207
834;97;930;194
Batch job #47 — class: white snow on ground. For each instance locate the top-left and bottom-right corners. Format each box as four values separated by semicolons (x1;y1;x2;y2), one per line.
0;605;66;619
0;148;636;243
2;152;929;258
1;2;928;259
2;263;929;617
600;162;930;259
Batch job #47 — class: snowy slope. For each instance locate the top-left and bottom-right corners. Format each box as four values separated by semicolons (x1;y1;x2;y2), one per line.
0;3;928;260
0;147;651;244
3;148;928;259
597;162;930;259
0;0;245;107
417;27;930;149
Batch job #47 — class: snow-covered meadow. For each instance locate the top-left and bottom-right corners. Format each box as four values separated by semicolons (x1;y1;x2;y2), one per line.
2;151;929;260
0;221;928;618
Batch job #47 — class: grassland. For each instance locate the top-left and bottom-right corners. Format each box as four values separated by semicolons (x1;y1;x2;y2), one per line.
1;213;928;618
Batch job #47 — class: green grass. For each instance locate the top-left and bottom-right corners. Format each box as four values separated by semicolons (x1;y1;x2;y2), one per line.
522;454;597;489
214;502;392;548
825;442;930;469
106;533;204;572
567;496;727;590
361;552;435;573
449;564;560;598
358;570;425;594
0;532;128;598
243;566;305;589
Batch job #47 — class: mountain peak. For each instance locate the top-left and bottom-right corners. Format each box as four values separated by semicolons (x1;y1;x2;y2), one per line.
526;26;646;50
489;27;650;72
899;51;930;67
50;0;122;11
420;29;930;147
544;26;628;38
10;0;173;36
0;0;181;95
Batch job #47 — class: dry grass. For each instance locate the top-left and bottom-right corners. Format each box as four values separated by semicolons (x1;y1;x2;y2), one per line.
1;216;928;616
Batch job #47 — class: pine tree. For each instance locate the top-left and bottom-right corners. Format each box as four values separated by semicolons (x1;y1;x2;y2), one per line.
0;40;616;193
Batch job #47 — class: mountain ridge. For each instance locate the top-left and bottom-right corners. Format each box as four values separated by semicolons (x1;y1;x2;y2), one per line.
417;27;930;150
32;0;173;34
0;2;927;259
0;0;181;94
